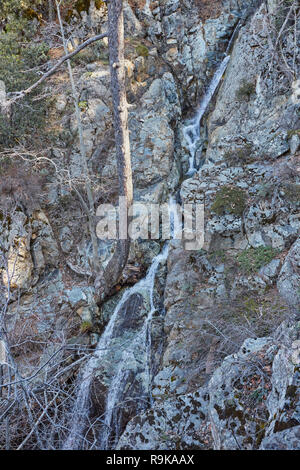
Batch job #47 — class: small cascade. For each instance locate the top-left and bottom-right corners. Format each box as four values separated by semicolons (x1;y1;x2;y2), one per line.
63;243;169;450
98;243;169;449
62;282;138;449
183;55;230;175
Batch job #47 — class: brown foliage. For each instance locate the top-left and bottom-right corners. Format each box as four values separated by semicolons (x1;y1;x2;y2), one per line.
194;0;222;20
0;163;44;211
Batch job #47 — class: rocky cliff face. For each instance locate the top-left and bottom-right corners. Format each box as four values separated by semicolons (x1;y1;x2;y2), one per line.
0;0;299;450
117;0;300;450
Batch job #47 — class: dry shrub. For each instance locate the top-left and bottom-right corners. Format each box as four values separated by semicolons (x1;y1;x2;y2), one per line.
185;287;291;390
0;163;44;212
204;290;290;371
193;0;222;20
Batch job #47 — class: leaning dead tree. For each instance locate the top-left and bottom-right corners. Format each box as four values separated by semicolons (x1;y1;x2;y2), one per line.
95;0;133;301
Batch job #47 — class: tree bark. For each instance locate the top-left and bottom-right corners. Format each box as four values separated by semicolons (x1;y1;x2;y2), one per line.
95;0;133;300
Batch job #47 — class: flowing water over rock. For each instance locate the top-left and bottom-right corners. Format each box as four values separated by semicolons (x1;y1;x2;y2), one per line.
63;244;169;449
98;243;169;450
183;55;230;175
64;55;231;449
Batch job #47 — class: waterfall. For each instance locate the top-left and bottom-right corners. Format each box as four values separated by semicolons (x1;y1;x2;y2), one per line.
63;243;169;450
63;53;231;449
62;281;138;449
183;55;230;175
98;243;169;450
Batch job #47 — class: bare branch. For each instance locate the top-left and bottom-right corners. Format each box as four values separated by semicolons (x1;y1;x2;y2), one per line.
7;33;107;105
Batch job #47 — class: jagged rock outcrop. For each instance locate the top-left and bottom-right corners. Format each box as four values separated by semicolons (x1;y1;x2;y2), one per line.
277;237;300;310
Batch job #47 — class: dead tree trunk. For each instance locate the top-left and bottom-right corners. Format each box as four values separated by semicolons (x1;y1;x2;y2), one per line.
95;0;133;301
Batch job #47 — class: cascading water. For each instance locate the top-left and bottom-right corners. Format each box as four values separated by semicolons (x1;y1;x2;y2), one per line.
183;55;230;176
63;53;230;449
98;243;169;450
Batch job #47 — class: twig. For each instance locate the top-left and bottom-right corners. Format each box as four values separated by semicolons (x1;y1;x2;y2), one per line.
7;33;107;105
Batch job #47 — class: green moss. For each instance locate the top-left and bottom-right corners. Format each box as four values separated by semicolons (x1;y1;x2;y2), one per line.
237;246;279;275
211;185;247;216
135;44;149;58
80;320;93;333
78;100;88;111
236;80;256;101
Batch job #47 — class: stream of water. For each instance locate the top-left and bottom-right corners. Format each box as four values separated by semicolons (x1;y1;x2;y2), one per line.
63;235;170;450
183;55;230;176
63;55;230;450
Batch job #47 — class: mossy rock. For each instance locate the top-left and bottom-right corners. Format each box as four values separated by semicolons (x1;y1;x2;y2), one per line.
236;80;256;101
135;44;149;58
237;246;280;275
211;185;247;216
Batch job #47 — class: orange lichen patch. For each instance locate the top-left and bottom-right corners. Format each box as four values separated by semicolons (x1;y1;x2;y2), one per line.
48;47;65;60
194;0;222;20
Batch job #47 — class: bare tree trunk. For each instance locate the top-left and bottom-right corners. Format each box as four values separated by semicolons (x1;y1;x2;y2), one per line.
95;0;133;300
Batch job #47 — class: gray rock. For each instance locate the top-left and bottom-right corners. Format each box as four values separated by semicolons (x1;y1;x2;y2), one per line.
208;337;275;450
259;258;281;284
289;134;300;155
260;426;300;450
117;389;209;450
